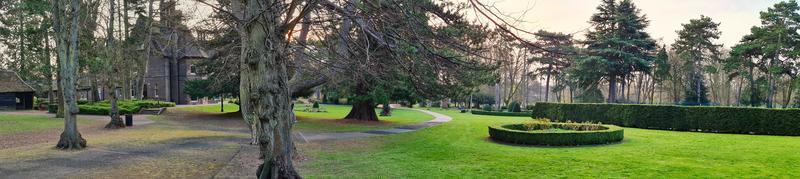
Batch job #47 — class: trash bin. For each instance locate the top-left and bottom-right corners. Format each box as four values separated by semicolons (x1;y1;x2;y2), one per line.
125;114;133;126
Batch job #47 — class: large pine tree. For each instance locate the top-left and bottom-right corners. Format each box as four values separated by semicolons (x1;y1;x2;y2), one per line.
672;15;721;105
576;0;656;103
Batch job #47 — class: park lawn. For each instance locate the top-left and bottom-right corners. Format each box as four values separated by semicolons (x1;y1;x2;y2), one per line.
0;114;99;135
293;104;435;133
0;116;247;178
172;103;241;113
296;109;800;178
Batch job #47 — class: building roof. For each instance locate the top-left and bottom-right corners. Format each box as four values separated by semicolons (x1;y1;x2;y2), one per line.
0;70;35;93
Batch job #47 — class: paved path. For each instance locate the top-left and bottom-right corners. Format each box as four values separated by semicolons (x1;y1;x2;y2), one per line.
295;109;452;142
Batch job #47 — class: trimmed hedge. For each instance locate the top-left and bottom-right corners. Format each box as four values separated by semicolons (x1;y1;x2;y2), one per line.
531;102;800;136
49;100;175;115
471;110;531;117
488;123;624;146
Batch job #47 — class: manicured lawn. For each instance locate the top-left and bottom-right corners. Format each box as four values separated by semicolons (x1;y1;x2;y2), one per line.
293;104;435;133
0;114;98;135
173;103;241;113
169;103;435;133
297;109;800;178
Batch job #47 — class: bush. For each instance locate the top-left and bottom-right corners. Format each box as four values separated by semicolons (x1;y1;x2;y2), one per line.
508;101;522;112
489;123;624;146
312;101;320;108
72;100;175;115
471;110;530;117
530;102;800;136
481;105;494;111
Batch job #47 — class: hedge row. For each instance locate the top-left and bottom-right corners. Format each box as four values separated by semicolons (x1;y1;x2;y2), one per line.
530;102;800;136
49;100;175;115
471;110;531;117
488;123;624;146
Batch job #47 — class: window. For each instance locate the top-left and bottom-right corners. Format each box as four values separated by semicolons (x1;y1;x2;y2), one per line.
189;64;196;75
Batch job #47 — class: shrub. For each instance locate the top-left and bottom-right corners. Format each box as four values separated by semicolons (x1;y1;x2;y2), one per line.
489;123;624;146
471;110;530;117
312;101;320;108
481;105;494;111
71;100;175;115
530;102;800;136
508;101;522;112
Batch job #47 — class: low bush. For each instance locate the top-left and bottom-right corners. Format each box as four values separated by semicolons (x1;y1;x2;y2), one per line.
508;101;522;112
489;123;624;146
530;102;800;136
471;110;530;117
49;100;175;115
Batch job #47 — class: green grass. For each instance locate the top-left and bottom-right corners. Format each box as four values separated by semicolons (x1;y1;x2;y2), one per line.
170;103;435;133
293;104;434;133
0;114;98;135
173;103;241;113
297;109;800;178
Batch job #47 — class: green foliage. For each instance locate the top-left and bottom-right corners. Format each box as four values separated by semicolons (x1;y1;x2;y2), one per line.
471;110;530;117
682;73;710;105
507;101;522;112
673;15;721;106
531;102;800;136
312;101;320;109
481;104;493;111
184;79;216;99
573;0;657;102
49;100;175;115
488;123;624;146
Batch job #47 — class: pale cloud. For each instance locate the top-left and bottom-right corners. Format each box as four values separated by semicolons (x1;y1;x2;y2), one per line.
461;0;781;47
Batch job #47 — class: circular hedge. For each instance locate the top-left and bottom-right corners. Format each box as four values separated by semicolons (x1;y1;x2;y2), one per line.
488;123;624;146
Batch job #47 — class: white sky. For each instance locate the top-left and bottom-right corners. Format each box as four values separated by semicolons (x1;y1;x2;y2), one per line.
178;0;780;47
456;0;781;47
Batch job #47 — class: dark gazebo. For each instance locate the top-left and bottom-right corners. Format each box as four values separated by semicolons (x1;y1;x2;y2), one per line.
0;70;35;110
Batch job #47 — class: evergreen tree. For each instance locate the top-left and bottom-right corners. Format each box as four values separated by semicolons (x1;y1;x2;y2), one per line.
574;0;656;103
672;15;722;105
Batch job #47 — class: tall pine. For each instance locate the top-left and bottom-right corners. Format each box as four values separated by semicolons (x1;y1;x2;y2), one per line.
672;15;721;105
577;0;656;103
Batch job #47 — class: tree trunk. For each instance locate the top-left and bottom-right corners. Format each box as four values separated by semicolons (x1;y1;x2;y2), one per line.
608;75;617;103
379;102;391;116
220;94;225;112
55;0;87;150
783;78;794;108
636;73;643;103
237;0;302;177
749;67;757;107
621;75;627;102
544;67;551;102
105;88;125;129
345;99;378;121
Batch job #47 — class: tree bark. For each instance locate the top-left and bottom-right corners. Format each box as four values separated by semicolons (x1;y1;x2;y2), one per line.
379;102;391;116
55;0;87;150
105;88;125;129
237;0;302;177
607;75;617;103
345;99;378;121
544;66;551;102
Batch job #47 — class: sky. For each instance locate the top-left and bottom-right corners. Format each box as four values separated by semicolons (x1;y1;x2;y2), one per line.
457;0;782;47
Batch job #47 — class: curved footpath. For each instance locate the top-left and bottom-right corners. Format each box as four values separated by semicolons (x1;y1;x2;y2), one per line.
213;109;453;178
296;109;453;142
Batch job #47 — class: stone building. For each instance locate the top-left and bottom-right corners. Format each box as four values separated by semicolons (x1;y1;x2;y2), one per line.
142;26;209;105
